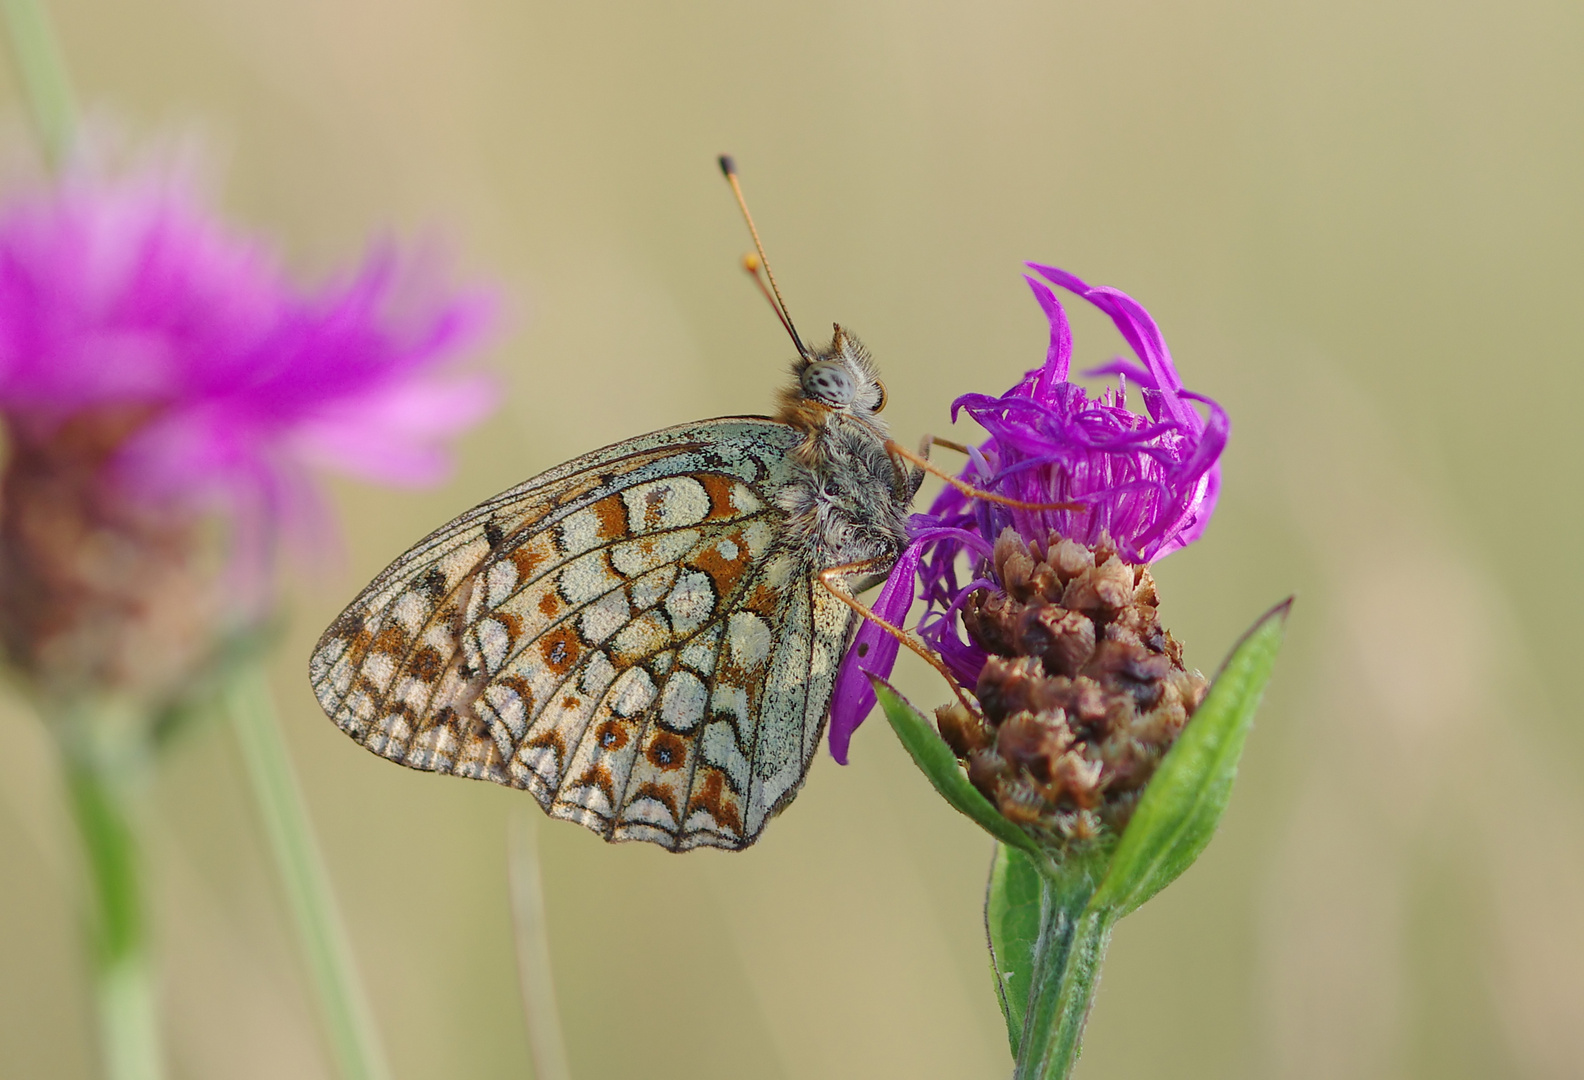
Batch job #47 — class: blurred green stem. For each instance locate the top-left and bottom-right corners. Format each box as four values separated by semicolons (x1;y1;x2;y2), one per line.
507;814;572;1080
61;712;163;1080
0;0;76;168
227;668;393;1080
1013;868;1116;1080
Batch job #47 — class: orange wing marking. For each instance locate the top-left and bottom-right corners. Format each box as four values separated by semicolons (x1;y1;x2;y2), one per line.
687;769;744;836
687;527;755;598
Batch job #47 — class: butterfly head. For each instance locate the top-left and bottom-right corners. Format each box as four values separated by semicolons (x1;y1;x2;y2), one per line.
785;324;887;426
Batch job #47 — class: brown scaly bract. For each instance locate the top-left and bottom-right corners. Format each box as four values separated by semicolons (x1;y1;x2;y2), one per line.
935;527;1208;845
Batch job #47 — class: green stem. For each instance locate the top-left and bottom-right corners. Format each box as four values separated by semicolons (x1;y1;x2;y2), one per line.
227;669;393;1080
1013;870;1116;1080
63;735;164;1080
0;0;76;168
507;814;573;1080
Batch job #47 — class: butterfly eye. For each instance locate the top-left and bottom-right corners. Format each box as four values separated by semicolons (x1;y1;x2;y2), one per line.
801;361;856;405
873;380;888;412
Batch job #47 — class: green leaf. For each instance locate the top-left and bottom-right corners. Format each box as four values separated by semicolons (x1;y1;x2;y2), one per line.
986;843;1044;1054
869;675;1043;857
1089;598;1291;916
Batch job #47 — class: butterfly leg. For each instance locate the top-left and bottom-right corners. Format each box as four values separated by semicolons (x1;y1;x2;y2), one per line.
817;558;980;714
881;437;928;502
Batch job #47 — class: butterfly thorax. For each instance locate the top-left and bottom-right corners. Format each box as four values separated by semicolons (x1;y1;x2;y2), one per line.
772;325;915;568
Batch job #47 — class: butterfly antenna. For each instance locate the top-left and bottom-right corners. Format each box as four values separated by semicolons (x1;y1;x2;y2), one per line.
719;154;809;359
740;253;801;349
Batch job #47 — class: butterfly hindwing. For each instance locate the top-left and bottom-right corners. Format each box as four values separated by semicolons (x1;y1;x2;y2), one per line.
308;417;850;850
582;553;851;849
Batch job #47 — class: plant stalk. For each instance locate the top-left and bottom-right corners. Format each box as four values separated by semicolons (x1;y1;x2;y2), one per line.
63;729;164;1080
507;814;573;1080
227;668;393;1080
0;0;76;168
1012;868;1116;1080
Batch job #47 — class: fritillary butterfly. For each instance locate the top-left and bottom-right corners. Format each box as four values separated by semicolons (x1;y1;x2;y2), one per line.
310;310;920;854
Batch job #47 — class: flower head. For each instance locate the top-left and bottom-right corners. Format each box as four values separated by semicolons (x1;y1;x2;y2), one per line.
945;263;1225;566
937;529;1208;841
829;263;1226;770
0;163;494;704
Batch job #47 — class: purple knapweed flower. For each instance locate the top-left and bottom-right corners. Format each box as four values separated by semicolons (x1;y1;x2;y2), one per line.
0;163;494;703
828;262;1226;763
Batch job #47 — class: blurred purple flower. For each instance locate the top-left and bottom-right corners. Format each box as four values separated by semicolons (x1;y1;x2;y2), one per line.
828;263;1226;762
0;165;494;554
0;163;494;701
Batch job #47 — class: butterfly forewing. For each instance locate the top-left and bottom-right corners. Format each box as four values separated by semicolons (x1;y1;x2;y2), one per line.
309;418;846;850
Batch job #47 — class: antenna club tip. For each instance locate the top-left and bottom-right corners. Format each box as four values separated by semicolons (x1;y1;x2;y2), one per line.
741;253;761;272
717;154;737;177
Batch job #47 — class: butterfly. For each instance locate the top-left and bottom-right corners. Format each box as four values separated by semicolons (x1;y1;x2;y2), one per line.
308;329;916;851
309;162;922;851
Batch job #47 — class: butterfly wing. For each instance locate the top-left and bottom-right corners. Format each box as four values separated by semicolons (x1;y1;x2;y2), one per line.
309;417;856;851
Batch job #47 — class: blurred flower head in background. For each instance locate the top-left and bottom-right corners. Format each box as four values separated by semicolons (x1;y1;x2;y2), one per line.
831;265;1226;842
0;159;494;706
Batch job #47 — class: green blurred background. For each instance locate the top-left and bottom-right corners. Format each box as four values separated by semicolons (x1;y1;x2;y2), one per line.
2;0;1582;1076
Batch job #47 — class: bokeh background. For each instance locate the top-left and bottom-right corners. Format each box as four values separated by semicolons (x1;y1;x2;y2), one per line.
2;0;1582;1077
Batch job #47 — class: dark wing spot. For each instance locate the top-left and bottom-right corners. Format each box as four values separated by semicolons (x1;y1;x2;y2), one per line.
647;732;686;771
410;646;446;681
329;608;366;639
419;567;448;600
540;628;581;674
484;520;505;549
